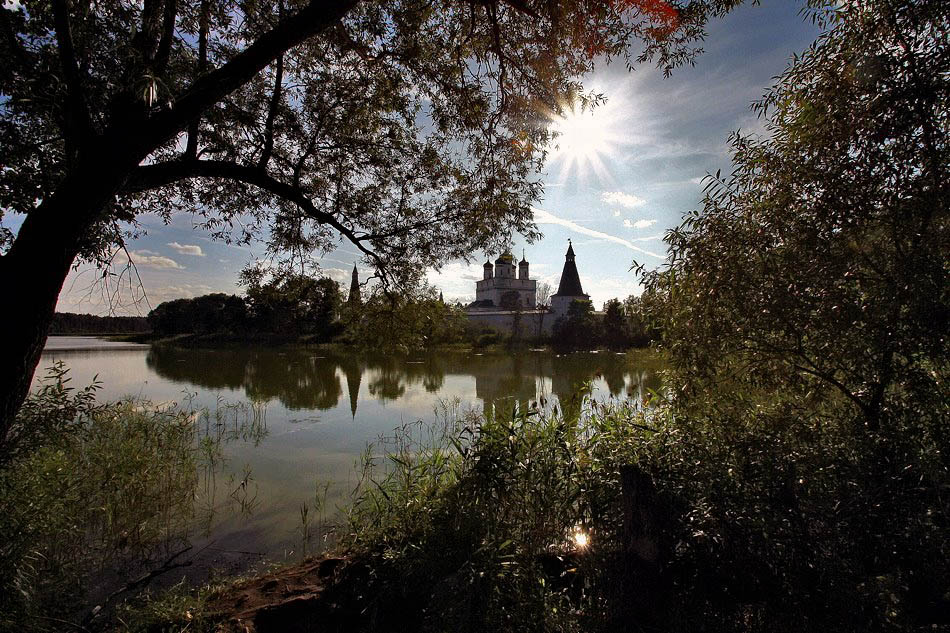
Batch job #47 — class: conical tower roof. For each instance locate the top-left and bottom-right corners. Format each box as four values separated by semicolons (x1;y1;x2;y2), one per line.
554;241;585;296
348;263;361;304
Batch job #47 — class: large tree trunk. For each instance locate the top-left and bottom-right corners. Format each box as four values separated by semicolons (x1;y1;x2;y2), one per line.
0;150;135;455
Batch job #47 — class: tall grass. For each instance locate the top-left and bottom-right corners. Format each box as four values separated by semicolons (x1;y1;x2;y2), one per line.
336;382;948;632
0;364;266;633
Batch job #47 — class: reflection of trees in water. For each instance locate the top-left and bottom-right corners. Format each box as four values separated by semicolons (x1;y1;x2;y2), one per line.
244;353;342;410
146;346;661;415
147;347;342;411
146;346;249;390
364;355;446;403
470;354;537;414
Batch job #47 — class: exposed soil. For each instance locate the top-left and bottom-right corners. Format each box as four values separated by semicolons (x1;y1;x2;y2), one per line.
208;556;352;633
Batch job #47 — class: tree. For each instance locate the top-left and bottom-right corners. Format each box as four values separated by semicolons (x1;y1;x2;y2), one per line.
638;1;949;627
241;269;343;339
551;298;596;351
648;0;948;429
0;0;742;445
500;290;524;346
147;293;248;335
346;284;466;352
535;281;553;338
601;298;628;349
622;293;656;347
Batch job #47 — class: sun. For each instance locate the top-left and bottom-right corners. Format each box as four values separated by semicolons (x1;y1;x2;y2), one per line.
548;100;619;183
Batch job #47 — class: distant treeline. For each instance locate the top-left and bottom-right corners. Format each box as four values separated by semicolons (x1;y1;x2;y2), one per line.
50;312;150;335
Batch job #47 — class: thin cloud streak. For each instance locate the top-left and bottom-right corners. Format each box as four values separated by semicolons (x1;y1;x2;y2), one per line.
533;208;665;259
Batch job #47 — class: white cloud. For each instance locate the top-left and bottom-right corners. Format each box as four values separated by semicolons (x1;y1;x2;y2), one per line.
167;242;206;257
147;284;214;304
623;219;657;229
533;207;665;259
601;191;646;209
426;261;486;298
129;250;184;270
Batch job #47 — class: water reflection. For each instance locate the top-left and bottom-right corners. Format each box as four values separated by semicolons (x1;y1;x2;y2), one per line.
146;347;662;414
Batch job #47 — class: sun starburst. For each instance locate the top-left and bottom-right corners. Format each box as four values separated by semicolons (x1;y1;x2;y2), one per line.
547;98;622;184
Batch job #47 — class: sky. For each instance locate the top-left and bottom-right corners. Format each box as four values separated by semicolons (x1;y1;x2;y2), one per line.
48;1;821;315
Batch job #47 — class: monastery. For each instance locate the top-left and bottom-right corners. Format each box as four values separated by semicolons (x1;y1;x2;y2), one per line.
465;241;591;335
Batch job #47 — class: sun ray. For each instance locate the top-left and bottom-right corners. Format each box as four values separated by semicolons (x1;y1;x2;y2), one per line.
547;97;622;185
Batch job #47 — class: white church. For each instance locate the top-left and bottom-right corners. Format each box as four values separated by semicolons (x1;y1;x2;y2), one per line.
465;241;592;334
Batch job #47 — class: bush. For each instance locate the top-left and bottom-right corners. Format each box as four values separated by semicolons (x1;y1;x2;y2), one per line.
337;382;948;632
0;365;263;633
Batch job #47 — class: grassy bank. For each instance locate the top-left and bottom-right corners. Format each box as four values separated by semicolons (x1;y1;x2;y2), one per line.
5;357;945;632
118;373;947;632
0;365;266;633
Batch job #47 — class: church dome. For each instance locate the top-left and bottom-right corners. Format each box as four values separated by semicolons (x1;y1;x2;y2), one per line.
494;252;514;264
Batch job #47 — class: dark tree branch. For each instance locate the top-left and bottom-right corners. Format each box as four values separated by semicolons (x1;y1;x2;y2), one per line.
51;0;92;151
133;0;163;64
258;53;284;169
154;0;178;72
127;159;386;272
137;0;361;155
185;0;210;159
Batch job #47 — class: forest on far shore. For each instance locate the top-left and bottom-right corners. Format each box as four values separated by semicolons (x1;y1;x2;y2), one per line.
49;312;150;335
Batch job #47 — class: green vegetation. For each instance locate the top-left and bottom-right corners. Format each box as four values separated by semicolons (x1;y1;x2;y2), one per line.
49;313;150;336
0;364;265;633
342;286;468;352
549;296;658;352
126;1;946;630
143;281;655;353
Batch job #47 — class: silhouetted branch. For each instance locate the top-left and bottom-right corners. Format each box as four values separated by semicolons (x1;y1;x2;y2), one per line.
139;0;360;152
154;0;178;72
128;159;388;275
259;53;284;169
51;0;91;151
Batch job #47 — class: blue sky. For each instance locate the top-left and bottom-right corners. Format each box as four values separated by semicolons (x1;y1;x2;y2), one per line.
51;1;821;315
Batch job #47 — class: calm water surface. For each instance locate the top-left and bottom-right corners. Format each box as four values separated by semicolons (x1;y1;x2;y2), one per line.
37;337;661;566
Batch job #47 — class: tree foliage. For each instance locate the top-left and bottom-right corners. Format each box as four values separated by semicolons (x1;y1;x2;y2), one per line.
0;0;746;433
2;0;740;275
241;269;343;339
147;292;248;335
637;1;949;628
346;286;467;352
551;298;597;351
649;0;948;425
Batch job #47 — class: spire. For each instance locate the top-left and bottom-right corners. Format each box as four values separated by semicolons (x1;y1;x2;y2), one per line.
439;291;444;303
344;360;362;419
348;263;361;305
554;240;585;296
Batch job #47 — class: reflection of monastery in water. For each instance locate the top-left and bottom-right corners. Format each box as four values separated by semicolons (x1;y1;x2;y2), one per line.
465;241;592;334
146;347;658;418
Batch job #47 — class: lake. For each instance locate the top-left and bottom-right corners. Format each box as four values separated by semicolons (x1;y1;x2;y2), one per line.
36;337;662;571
